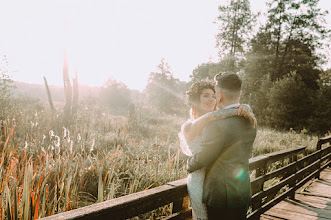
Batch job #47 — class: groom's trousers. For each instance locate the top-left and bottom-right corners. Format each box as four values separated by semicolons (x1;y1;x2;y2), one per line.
206;205;248;220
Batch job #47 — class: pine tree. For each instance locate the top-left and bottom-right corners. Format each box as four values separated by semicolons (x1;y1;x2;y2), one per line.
216;0;255;71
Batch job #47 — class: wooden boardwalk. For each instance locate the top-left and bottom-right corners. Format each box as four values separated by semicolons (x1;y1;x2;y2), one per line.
261;167;331;220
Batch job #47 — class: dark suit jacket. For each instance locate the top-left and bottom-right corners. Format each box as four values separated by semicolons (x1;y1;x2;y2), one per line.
187;115;257;208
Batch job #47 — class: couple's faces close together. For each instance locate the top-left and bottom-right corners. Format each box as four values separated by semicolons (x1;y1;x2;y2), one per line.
198;88;217;115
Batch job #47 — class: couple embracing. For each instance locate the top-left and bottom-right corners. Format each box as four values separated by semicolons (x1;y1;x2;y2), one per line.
179;72;257;220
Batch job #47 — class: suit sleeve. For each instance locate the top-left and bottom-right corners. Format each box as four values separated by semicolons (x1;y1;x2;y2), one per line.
186;121;229;173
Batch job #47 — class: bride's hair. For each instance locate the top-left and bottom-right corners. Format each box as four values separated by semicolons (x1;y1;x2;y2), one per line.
186;80;215;119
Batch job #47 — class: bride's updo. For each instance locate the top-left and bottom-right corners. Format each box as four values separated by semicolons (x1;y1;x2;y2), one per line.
186;80;215;119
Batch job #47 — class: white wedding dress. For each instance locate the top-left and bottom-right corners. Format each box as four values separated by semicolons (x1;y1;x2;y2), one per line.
179;122;208;220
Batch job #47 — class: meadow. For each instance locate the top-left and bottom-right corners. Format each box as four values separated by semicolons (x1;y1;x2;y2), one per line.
0;97;322;219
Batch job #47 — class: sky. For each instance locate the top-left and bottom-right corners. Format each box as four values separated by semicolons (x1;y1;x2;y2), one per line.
1;0;330;91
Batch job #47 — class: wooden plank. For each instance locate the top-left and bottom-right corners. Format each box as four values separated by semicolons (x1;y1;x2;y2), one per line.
264;207;330;219
297;150;321;167
320;167;331;180
164;208;192;220
41;183;187;220
321;152;331;162
321;147;331;158
251;161;296;191
321;159;331;171
260;214;283;219
264;198;331;219
304;180;331;197
296;168;320;190
319;136;331;145
249;155;269;171
249;146;306;171
294;194;331;210
295;159;320;182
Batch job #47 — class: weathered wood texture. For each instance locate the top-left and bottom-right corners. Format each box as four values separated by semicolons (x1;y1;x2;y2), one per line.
41;136;331;220
248;136;331;219
261;167;331;219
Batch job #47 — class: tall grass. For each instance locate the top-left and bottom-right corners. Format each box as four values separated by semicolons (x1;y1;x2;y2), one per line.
0;98;322;219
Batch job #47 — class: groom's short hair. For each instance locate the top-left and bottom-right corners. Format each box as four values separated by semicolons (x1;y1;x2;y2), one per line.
214;72;242;99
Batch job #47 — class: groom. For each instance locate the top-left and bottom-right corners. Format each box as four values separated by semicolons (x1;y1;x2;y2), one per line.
186;72;257;220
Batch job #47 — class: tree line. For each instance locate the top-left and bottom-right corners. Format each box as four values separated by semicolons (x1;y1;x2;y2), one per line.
144;0;331;134
1;0;330;135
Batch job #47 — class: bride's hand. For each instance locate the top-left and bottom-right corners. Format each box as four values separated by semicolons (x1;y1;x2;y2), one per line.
237;104;257;128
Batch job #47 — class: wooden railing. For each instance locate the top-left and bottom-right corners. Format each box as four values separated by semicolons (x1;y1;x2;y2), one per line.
42;136;331;220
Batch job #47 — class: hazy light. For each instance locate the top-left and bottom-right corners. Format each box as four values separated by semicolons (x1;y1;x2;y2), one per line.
1;0;330;91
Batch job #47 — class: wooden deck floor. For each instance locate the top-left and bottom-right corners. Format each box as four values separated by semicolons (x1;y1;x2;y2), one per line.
261;167;331;220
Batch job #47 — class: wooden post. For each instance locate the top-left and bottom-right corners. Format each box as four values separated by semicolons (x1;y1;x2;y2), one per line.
316;140;322;179
289;153;298;200
172;196;189;214
252;164;266;217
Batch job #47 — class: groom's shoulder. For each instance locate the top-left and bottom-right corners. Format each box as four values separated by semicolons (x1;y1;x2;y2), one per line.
206;116;237;130
209;116;253;130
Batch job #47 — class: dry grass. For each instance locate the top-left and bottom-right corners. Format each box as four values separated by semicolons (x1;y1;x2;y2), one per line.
0;99;322;219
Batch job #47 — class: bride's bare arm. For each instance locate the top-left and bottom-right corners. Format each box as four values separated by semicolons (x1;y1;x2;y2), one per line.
183;104;257;141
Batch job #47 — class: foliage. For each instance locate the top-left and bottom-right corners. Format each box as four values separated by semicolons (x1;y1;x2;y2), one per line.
0;55;14;117
189;60;233;83
216;0;255;71
99;77;132;110
0;95;321;219
238;0;330;133
265;0;330;81
265;72;315;130
144;59;185;113
309;70;331;134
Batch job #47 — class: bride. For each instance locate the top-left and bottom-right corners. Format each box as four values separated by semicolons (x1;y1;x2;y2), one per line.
179;79;256;220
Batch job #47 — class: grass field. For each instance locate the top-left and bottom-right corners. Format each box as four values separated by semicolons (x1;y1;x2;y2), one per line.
0;99;323;219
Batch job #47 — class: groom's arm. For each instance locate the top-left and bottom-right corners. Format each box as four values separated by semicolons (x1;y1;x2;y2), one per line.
186;121;229;173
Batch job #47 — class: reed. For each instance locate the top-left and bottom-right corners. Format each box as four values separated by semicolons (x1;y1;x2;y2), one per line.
0;100;322;219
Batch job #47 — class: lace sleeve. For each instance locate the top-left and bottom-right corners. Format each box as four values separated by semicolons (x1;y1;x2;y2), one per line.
178;121;193;157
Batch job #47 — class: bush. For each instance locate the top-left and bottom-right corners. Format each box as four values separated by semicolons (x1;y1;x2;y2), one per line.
266;73;315;131
309;71;331;134
99;78;132;110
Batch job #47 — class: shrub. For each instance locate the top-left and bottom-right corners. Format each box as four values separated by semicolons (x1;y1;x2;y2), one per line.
266;72;315;131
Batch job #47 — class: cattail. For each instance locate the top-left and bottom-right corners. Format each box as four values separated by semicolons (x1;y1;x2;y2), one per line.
90;139;95;152
41;147;46;154
63;127;67;139
55;145;60;155
70;140;73;154
24;141;28;149
49;130;54;138
54;136;60;154
84;156;92;169
42;134;46;144
77;133;81;142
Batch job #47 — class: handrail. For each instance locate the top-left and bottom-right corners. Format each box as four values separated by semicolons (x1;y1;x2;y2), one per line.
41;135;331;220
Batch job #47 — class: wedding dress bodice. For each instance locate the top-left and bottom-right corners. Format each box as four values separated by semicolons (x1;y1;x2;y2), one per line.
179;123;208;220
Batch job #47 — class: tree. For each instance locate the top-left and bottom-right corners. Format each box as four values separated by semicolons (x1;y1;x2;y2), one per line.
266;72;314;130
144;59;184;113
99;77;132;110
216;0;255;71
0;55;14;116
265;0;330;81
309;70;331;134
